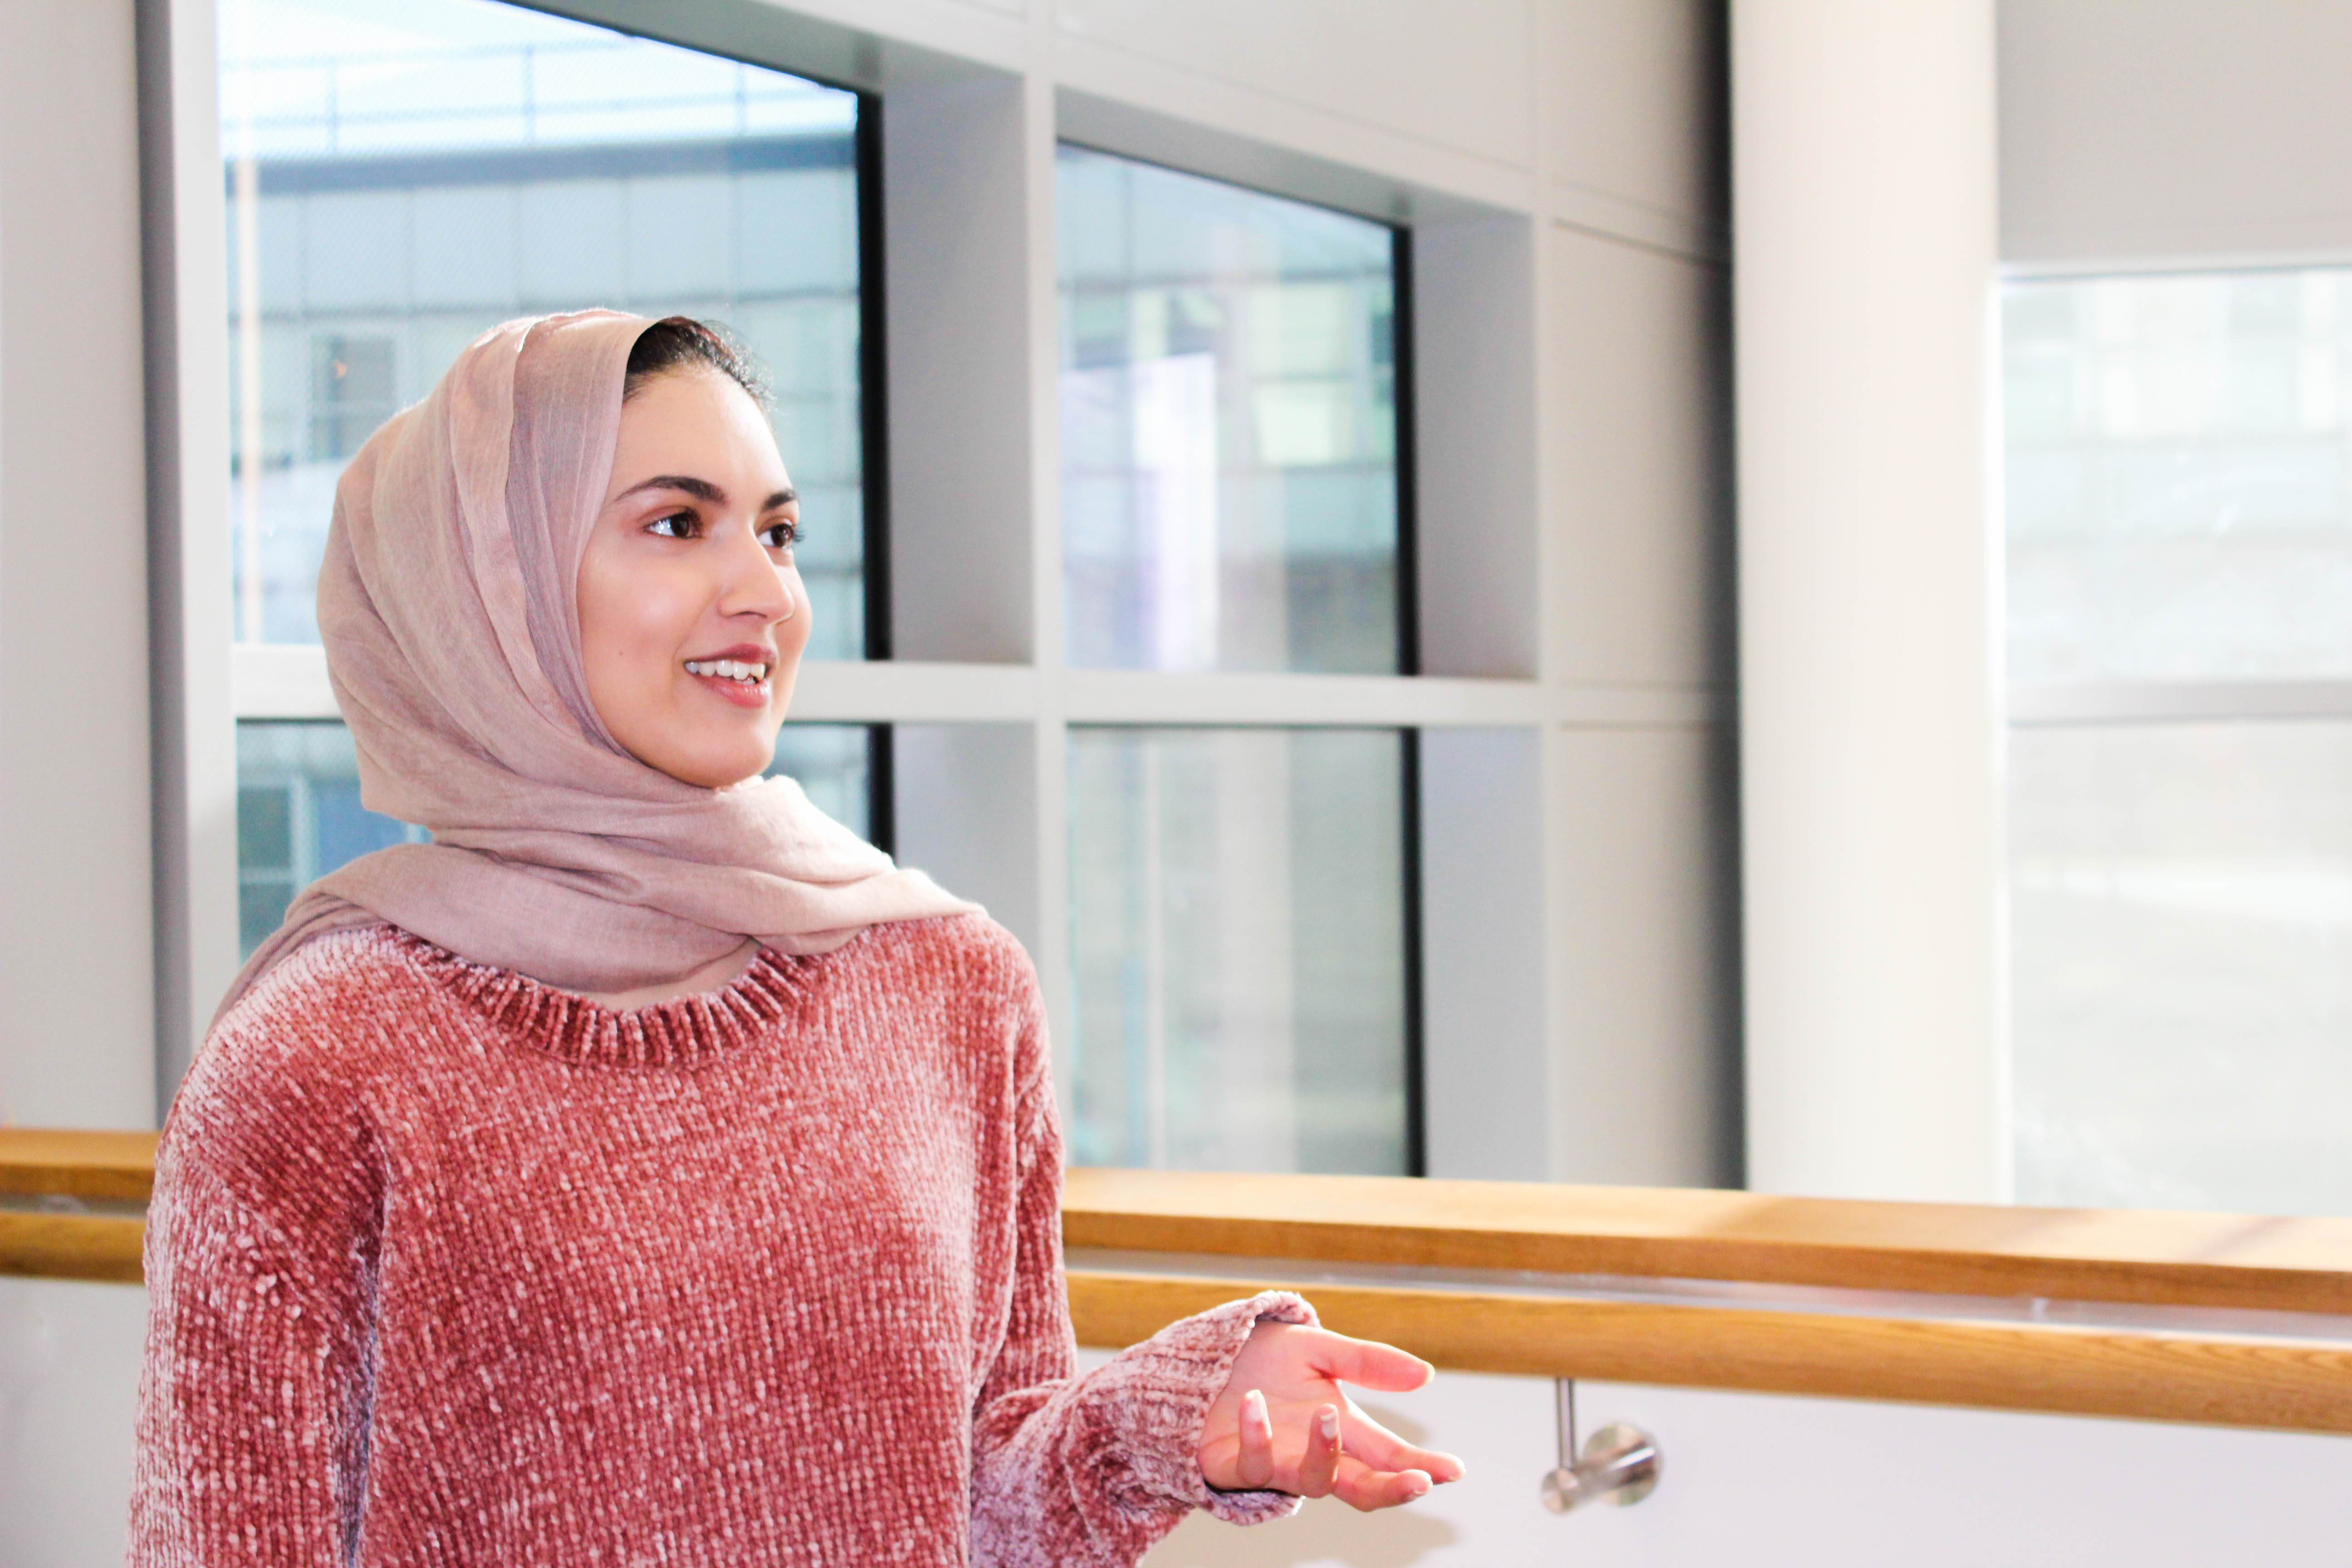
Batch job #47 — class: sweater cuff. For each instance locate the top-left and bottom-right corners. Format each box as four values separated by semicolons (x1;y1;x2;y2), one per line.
1100;1289;1318;1526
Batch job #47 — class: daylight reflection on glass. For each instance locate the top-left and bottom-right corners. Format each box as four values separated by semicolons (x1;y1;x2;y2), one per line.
221;0;865;654
2011;720;2352;1215
2006;269;2352;684
1056;147;1402;674
1065;726;1409;1174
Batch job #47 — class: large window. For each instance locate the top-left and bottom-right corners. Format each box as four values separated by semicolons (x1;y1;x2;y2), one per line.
2006;267;2352;1214
1057;148;1418;1173
222;0;872;657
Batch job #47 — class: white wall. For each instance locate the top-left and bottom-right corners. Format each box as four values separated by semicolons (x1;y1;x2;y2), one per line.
1112;1356;2352;1568
0;1279;146;1568
2001;0;2352;265
0;0;158;1131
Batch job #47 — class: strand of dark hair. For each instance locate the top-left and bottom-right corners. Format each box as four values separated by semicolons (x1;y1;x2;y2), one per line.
623;316;767;404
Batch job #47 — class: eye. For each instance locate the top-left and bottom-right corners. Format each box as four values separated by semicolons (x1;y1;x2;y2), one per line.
760;518;804;550
647;509;699;540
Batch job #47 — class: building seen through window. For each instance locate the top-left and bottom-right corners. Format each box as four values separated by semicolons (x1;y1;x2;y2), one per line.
222;0;868;657
236;722;426;955
1057;145;1405;676
1065;726;1411;1174
2005;268;2352;1215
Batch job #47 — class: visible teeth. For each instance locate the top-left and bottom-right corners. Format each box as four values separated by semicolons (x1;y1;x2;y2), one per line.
686;659;769;684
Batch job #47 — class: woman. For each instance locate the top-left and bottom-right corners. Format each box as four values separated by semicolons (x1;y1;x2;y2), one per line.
131;310;1462;1565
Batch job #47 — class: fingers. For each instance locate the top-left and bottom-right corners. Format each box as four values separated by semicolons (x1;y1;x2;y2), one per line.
1234;1389;1275;1489
1294;1404;1343;1498
1308;1330;1437;1395
1334;1408;1465;1486
1332;1456;1436;1512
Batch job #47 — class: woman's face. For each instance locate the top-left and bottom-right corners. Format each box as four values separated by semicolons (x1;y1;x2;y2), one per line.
576;366;809;789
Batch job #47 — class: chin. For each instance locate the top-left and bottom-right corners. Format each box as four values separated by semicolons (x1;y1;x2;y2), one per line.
701;754;776;789
650;736;778;790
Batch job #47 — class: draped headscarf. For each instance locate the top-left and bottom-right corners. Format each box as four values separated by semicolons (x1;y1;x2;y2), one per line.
216;310;973;1025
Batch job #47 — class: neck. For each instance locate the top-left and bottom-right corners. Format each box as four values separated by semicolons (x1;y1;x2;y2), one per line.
578;940;760;1009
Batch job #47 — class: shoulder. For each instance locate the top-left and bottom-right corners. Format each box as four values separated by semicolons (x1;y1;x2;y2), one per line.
165;925;437;1204
201;923;444;1083
820;913;1049;1086
833;911;1041;1010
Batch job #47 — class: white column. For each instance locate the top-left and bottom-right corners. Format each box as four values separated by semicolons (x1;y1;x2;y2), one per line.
1732;0;2004;1201
0;0;158;1129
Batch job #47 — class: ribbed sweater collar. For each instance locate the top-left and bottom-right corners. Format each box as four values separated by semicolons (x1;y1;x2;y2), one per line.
396;930;818;1068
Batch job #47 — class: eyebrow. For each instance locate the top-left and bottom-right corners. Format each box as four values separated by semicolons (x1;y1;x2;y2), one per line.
617;475;798;510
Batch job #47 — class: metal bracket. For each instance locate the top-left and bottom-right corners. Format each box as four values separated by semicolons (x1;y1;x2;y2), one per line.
1539;1378;1661;1513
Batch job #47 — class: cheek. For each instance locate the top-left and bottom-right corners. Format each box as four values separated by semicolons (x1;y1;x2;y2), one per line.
579;558;699;694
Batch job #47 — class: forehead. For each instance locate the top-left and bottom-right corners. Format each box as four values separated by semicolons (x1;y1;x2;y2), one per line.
609;368;790;490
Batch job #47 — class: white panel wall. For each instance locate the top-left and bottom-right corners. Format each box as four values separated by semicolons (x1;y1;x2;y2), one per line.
1420;729;1547;1181
0;1279;146;1568
1053;0;1537;170
0;0;157;1129
1544;227;1732;691
2001;0;2352;265
1116;1357;2352;1567
1544;0;1729;257
1552;724;1740;1187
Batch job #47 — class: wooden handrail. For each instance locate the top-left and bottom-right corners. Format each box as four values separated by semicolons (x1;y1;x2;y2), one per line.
0;1128;158;1202
10;1131;2352;1433
1063;1167;2352;1317
1066;1272;2352;1434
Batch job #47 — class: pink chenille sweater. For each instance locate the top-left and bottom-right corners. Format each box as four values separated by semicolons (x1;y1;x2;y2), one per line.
130;913;1308;1565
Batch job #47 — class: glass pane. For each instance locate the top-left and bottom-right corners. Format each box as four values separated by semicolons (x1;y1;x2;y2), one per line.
2012;720;2352;1214
2005;270;2352;683
1056;147;1401;675
768;722;873;843
223;0;866;657
236;720;426;956
1065;726;1409;1173
238;719;877;955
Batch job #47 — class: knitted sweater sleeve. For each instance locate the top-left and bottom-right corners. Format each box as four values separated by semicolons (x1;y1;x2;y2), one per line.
127;1073;382;1566
965;992;1310;1568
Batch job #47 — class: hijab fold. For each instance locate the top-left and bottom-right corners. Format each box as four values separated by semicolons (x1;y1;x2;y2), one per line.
217;311;973;1026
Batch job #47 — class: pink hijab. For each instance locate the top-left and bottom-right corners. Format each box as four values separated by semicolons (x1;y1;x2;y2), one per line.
217;311;972;1024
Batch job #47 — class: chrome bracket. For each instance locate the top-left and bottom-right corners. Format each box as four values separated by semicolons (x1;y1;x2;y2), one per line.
1539;1378;1661;1513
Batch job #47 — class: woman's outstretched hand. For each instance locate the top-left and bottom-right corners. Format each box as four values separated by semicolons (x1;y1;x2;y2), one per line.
1196;1321;1466;1510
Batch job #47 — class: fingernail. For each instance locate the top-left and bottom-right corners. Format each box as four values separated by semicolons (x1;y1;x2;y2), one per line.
1407;1472;1431;1497
1318;1408;1340;1441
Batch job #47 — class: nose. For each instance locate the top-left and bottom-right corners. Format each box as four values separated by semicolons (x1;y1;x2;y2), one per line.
713;521;796;625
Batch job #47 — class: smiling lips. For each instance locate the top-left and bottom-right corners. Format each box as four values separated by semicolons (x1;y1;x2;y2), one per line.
683;655;773;708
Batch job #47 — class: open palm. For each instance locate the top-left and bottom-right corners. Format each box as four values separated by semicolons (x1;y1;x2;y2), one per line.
1196;1322;1467;1510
